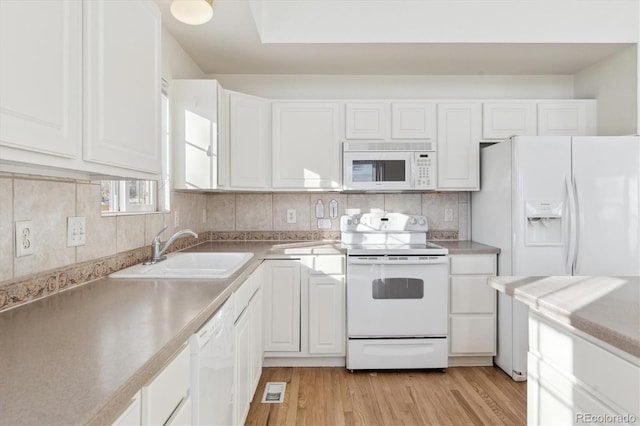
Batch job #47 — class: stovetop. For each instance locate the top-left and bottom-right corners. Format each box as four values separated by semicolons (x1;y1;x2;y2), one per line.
340;213;448;255
341;241;448;256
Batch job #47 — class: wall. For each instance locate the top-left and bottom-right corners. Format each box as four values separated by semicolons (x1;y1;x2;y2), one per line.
574;45;638;135
206;191;469;240
209;74;575;100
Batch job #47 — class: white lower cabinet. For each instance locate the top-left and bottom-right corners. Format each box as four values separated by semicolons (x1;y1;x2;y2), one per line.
112;391;141;426
263;255;346;366
528;311;639;426
234;264;264;426
249;287;263;396
263;260;301;352
448;253;497;366
140;344;190;426
234;306;251;426
308;274;345;355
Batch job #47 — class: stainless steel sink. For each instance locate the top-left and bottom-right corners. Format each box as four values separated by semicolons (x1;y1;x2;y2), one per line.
109;252;254;279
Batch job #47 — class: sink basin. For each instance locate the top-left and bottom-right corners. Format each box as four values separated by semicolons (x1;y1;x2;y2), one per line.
110;252;254;279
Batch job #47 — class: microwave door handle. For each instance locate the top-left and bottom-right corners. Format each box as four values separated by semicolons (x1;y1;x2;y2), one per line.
410;156;416;189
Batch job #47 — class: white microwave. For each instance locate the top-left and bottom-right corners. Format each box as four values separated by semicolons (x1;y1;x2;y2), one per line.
342;141;436;191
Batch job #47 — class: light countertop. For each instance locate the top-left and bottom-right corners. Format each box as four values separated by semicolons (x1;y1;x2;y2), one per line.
488;276;640;358
433;240;500;255
0;238;492;425
0;240;343;426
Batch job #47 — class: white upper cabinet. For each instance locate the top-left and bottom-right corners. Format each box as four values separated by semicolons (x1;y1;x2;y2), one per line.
272;102;341;189
345;102;389;139
482;102;537;139
0;0;82;160
391;102;436;140
1;0;161;178
537;101;596;136
172;80;223;190
84;0;161;175
436;103;481;191
228;91;270;189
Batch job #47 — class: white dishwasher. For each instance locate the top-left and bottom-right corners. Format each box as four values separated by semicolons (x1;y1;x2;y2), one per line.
190;294;235;426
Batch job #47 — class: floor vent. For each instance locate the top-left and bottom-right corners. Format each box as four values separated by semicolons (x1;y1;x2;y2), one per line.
261;381;287;404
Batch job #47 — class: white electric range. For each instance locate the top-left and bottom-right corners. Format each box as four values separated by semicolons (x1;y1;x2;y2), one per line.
341;212;449;371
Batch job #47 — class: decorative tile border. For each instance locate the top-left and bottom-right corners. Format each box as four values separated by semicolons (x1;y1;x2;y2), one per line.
0;229;456;312
428;230;459;240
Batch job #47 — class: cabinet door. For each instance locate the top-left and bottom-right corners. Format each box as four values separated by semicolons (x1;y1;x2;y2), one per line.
112;391;141;426
84;0;161;174
450;276;496;314
0;0;82;160
171;80;218;190
436;103;481;190
449;316;495;355
263;260;301;352
391;102;436;140
308;275;345;355
249;288;263;395
537;102;593;136
272;102;341;189
229;92;269;188
482;102;536;139
234;309;251;426
345;102;388;139
141;345;190;426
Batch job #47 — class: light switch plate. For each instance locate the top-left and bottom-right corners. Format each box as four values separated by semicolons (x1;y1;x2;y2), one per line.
67;216;86;247
15;220;34;257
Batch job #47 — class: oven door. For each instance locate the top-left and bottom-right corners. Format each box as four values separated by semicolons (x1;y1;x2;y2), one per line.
343;151;413;191
346;255;449;337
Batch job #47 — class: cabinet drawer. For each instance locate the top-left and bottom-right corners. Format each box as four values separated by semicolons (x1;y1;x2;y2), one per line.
300;255;345;275
529;312;639;416
141;344;190;426
112;391;141;426
450;255;496;275
450;276;495;314
449;316;495;355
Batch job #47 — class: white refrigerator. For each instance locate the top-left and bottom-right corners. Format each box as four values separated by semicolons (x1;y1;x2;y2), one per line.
471;135;640;381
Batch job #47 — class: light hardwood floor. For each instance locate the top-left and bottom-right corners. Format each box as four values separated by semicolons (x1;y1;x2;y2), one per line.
246;367;526;426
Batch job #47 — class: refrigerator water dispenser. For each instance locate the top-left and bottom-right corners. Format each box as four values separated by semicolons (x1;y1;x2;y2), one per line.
525;201;563;245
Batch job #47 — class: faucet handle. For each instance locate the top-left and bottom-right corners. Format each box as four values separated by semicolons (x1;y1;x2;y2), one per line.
152;225;168;243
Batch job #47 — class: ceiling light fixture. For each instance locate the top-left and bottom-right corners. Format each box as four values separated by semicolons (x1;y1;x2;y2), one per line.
170;0;213;25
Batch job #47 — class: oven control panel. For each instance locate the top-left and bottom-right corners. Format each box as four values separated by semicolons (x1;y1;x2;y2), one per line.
340;213;428;232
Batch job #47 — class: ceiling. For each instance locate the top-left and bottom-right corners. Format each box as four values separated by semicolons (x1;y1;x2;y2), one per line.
156;0;634;76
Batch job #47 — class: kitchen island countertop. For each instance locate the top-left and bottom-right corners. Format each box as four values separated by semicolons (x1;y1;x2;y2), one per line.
488;276;640;358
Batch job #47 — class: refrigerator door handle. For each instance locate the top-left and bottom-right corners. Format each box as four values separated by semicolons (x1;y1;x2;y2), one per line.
565;176;578;274
573;177;582;272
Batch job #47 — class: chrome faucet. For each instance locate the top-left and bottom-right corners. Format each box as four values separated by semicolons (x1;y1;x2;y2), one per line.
145;226;198;265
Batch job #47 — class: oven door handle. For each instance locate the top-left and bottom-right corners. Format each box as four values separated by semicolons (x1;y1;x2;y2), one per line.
347;256;449;265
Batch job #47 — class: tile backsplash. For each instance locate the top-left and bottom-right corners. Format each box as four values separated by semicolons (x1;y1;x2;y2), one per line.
0;172;470;310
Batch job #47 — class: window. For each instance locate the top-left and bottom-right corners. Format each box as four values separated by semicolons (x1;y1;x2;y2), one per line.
101;79;170;214
101;180;157;213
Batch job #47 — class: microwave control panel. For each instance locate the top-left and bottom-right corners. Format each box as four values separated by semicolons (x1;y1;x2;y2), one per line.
414;152;435;190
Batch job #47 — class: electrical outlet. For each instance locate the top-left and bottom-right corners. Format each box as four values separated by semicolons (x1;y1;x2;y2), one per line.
15;220;34;257
202;209;207;224
444;208;454;222
67;216;86;247
174;211;180;228
286;209;297;224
